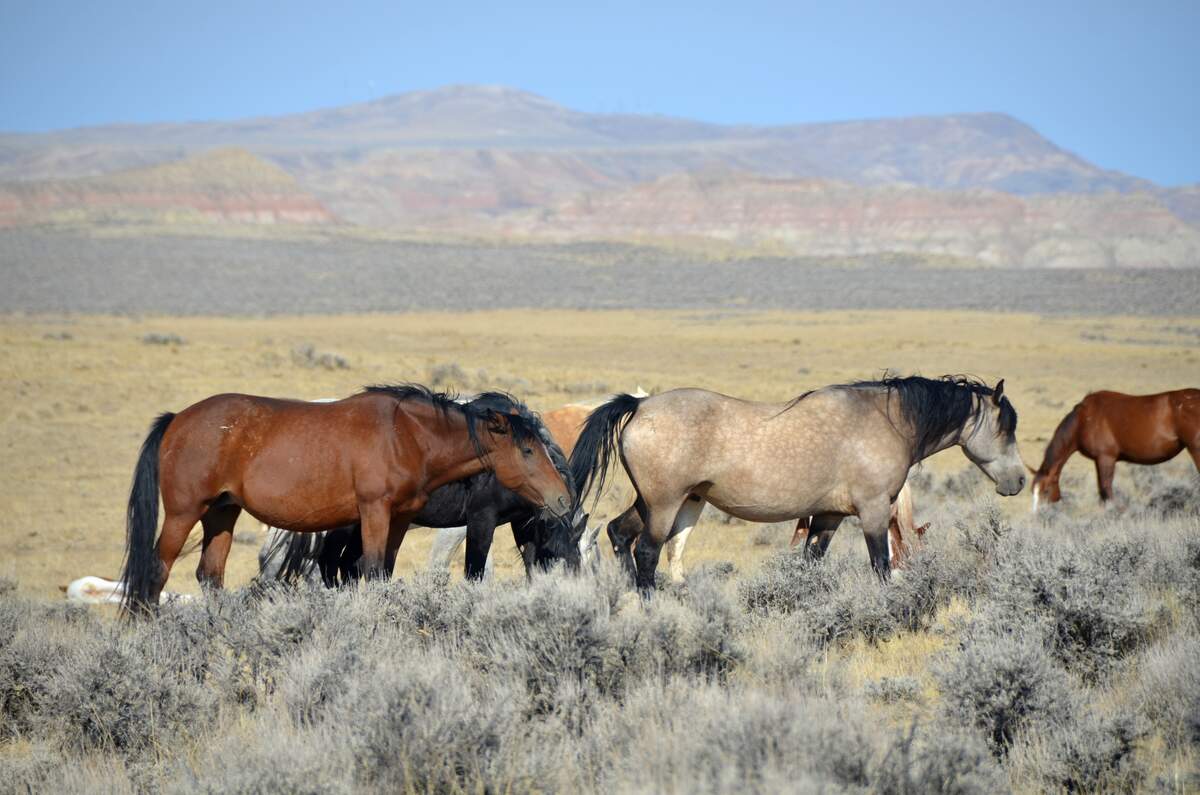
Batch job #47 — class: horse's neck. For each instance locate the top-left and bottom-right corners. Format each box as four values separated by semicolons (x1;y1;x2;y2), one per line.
402;405;493;490
876;393;960;463
1038;409;1080;480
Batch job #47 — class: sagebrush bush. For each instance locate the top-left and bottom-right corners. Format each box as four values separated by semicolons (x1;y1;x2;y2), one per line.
2;465;1197;792
44;627;217;756
935;625;1072;753
981;535;1162;680
1133;628;1200;749
1007;705;1145;793
871;724;1006;795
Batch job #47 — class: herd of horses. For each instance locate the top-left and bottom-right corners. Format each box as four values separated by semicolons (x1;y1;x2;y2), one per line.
115;378;1200;612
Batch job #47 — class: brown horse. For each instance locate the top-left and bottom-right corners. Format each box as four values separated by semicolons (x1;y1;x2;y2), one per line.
1030;389;1200;510
120;385;572;611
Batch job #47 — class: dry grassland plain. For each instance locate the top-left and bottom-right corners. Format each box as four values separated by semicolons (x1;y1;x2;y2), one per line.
2;308;1197;598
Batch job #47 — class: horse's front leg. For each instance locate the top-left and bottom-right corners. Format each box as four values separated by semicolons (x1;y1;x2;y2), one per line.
356;498;394;580
858;498;893;580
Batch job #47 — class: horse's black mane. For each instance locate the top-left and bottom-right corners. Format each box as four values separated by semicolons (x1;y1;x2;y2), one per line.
788;374;1017;462
363;384;543;457
466;391;575;498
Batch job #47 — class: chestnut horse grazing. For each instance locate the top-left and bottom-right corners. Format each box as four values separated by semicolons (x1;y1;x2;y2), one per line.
121;385;572;612
571;376;1024;588
1031;389;1200;510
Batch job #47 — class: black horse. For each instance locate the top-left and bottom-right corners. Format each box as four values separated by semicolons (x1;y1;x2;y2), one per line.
260;392;585;585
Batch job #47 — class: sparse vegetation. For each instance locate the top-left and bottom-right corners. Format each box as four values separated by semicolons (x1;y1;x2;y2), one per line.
1;476;1197;793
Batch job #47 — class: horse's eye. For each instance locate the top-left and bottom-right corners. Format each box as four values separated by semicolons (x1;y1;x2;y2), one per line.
522;447;534;456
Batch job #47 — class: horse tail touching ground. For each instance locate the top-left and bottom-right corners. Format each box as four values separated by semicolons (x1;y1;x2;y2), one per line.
569;393;644;508
119;412;175;612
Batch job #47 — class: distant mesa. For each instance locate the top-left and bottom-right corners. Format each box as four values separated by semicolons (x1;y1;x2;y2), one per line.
0;149;337;228
0;85;1196;267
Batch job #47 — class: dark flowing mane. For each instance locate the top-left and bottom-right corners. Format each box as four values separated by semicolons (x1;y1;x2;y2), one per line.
1037;404;1080;475
466;392;575;499
363;384;542;458
787;374;1017;462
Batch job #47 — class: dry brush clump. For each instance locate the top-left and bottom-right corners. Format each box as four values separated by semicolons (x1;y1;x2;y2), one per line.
1;469;1198;792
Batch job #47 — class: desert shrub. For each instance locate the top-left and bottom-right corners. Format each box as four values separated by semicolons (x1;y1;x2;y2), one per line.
0;599;84;741
0;741;135;793
279;630;373;725
43;627;216;756
954;501;1013;563
865;676;923;705
598;681;878;792
379;571;477;643
872;724;1006;795
935;625;1072;753
290;343;348;369
982;536;1161;680
1007;705;1144;793
168;724;353;795
1133;629;1200;748
739;615;825;693
740;548;954;646
337;653;525;791
142;332;185;345
428;361;467;386
464;574;614;710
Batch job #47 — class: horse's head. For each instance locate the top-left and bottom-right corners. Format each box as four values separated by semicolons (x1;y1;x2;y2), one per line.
515;509;589;573
960;379;1026;497
1029;471;1061;512
483;411;574;521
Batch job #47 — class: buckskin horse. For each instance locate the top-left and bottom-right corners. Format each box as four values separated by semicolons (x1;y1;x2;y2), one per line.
120;385;572;612
1030;389;1200;510
570;376;1025;589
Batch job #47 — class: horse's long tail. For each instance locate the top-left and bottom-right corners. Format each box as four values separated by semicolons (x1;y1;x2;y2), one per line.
258;526;328;583
120;412;175;613
568;393;643;510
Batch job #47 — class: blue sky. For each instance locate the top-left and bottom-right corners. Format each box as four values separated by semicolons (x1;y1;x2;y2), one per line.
2;1;1198;185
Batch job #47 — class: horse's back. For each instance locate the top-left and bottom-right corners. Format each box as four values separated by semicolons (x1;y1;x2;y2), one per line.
1079;390;1188;462
621;387;882;520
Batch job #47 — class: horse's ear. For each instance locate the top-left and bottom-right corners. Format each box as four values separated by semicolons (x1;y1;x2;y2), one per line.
992;379;1005;405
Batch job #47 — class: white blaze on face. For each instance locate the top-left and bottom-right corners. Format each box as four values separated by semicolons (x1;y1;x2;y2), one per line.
1031;482;1041;513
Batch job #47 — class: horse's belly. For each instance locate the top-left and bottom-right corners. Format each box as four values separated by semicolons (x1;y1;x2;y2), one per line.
237;451;362;531
703;480;845;523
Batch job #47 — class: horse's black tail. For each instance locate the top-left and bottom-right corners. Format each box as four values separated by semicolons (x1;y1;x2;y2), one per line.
258;527;328;583
568;394;643;510
120;412;175;614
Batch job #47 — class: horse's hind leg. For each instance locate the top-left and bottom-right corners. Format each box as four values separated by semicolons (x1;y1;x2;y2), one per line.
153;509;204;603
197;504;241;590
803;514;843;560
606;502;644;582
635;496;703;592
664;496;704;583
